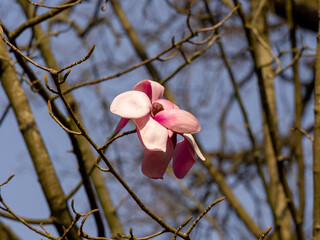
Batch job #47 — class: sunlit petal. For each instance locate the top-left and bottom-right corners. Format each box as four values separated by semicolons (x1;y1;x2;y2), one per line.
149;80;164;102
133;80;152;100
183;134;205;160
154;109;201;134
141;139;174;179
110;91;151;118
172;138;195;179
135;115;168;151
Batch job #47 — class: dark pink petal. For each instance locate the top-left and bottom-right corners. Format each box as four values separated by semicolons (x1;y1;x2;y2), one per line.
183;134;205;160
135;114;168;151
114;117;129;132
141;139;174;179
153;99;180;110
172;138;195;179
133;80;164;103
154;109;201;134
110;91;151;118
149;80;165;102
133;80;152;100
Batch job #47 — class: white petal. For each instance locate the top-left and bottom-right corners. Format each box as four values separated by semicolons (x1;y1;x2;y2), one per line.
183;134;205;161
149;80;165;102
110;91;151;119
135;115;168;152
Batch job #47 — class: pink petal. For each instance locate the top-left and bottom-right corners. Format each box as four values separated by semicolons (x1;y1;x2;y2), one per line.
141;139;174;179
172;138;195;179
153;99;180;110
133;80;152;100
110;91;151;119
149;80;165;102
135;115;168;151
114;117;129;132
167;129;174;138
154;109;201;134
133;80;164;103
183;134;205;160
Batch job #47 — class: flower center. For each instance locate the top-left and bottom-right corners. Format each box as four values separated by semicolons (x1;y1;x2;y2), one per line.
151;102;164;117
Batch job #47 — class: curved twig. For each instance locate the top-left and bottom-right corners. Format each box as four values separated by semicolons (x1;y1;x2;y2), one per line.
48;100;82;135
258;226;272;240
186;196;226;235
57;44;95;74
0;175;14;187
173;216;193;240
26;0;82;9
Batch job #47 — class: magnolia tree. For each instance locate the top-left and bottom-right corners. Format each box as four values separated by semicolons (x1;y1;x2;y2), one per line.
0;0;319;239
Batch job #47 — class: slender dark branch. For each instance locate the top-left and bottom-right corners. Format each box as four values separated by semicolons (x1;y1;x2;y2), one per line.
0;26;54;72
99;129;137;151
48;99;82;135
26;0;82;9
186;196;226;235
10;0;78;39
0;211;53;225
0;103;11;127
0;175;14;187
0;196;56;239
53;5;238;96
56;44;95;74
258;226;272;240
173;216;193;240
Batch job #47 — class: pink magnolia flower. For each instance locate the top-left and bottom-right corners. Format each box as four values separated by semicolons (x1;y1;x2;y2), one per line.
110;80;205;179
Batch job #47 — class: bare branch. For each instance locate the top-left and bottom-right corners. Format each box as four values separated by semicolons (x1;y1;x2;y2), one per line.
26;0;82;9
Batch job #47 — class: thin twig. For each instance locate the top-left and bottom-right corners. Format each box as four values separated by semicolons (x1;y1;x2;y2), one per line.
99;129;136;151
101;0;109;11
59;214;81;240
186;196;226;234
40;223;52;236
0;26;54;72
258;226;272;240
26;0;82;9
250;27;281;75
0;175;14;187
0;197;56;239
160;32;221;85
291;127;314;142
57;44;95;74
173;216;193;240
157;50;178;61
53;4;238;97
44;73;58;94
78;209;112;240
0;103;11;127
95;163;110;173
121;230;167;240
48;100;82;135
0;211;53;224
10;0;78;39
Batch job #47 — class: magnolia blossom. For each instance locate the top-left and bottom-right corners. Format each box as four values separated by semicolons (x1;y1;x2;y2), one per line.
110;80;205;179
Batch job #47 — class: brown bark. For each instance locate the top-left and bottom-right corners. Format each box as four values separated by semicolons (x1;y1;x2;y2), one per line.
0;221;20;240
251;13;291;240
312;1;320;239
245;0;292;238
271;0;317;32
